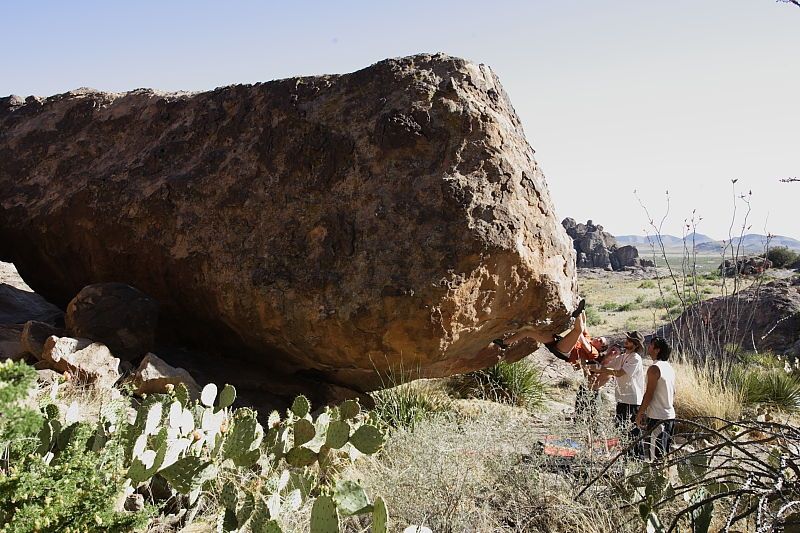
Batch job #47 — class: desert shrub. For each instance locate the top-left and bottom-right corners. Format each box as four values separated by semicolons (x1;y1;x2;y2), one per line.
766;246;799;268
584;304;605;326
731;367;800;411
370;381;451;430
0;361;146;532
455;360;547;410
638;280;656;289
672;360;742;421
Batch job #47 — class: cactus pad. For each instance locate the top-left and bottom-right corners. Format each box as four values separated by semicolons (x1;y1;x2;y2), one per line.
44;403;60;420
221;482;238;511
293;418;316;446
286;446;317;468
325;420;350;449
174;382;190;406
372;496;388;533
333;480;372;516
201;383;218;407
349;425;384;454
159;456;215;494
237;490;255;524
223;409;263;466
338;399;360;420
291;395;311;418
310;495;340;533
217;384;236;410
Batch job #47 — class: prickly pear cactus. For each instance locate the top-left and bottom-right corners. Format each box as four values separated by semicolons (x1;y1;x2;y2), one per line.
291;395;310;418
372;496;389;533
338;399;360;420
310;495;340;533
293;418;316;447
325;420;350;450
349;424;385;454
332;480;371;516
159;455;215;494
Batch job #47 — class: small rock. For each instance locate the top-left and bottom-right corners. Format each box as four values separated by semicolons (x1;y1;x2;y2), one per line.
36;368;62;384
124;493;145;512
66;283;158;361
132;353;200;396
41;335;122;388
21;320;65;359
0;324;25;361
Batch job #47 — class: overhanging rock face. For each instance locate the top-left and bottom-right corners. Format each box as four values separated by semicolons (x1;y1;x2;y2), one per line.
0;53;576;390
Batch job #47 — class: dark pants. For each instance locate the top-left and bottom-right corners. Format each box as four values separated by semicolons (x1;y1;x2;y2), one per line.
575;384;600;426
615;402;641;455
643;418;675;460
544;334;570;362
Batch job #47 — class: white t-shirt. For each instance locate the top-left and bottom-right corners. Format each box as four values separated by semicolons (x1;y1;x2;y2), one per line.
647;360;676;420
611;351;644;405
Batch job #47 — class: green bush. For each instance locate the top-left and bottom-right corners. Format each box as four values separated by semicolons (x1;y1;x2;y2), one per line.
584;304;605;326
457;361;547;410
638;280;656;289
0;360;146;532
731;367;800;411
766;246;799;268
0;360;43;462
0;423;148;532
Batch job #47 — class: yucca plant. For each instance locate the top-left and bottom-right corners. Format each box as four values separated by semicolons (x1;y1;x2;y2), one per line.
731;367;800;411
369;383;450;430
456;360;547;410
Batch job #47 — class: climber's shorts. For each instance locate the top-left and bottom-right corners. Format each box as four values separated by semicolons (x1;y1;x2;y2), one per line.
544;334;570;362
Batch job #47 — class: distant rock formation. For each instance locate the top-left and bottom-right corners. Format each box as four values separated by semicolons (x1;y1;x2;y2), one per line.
718;256;772;277
0;54;577;392
562;218;653;270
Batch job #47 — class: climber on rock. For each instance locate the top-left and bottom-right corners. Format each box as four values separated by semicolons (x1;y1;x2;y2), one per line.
493;298;608;365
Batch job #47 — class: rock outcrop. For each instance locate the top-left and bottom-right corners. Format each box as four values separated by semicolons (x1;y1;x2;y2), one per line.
562;218;650;270
664;278;800;358
718;256;772;277
0;54;576;390
0;283;63;325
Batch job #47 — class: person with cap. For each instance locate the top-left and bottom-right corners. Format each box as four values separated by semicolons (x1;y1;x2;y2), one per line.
636;336;676;460
590;331;645;444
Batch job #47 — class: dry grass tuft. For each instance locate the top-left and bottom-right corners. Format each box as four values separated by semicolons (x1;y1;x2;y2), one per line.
672;360;742;421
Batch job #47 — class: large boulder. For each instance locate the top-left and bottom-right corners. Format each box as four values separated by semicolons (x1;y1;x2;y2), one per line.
610;245;641;271
0;54;576;390
65;283;158;361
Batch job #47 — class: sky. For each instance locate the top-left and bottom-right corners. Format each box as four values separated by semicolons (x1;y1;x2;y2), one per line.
2;0;798;239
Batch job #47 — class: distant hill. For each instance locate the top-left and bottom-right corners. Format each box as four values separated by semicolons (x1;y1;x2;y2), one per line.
695;234;800;253
616;232;715;248
616;233;800;253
